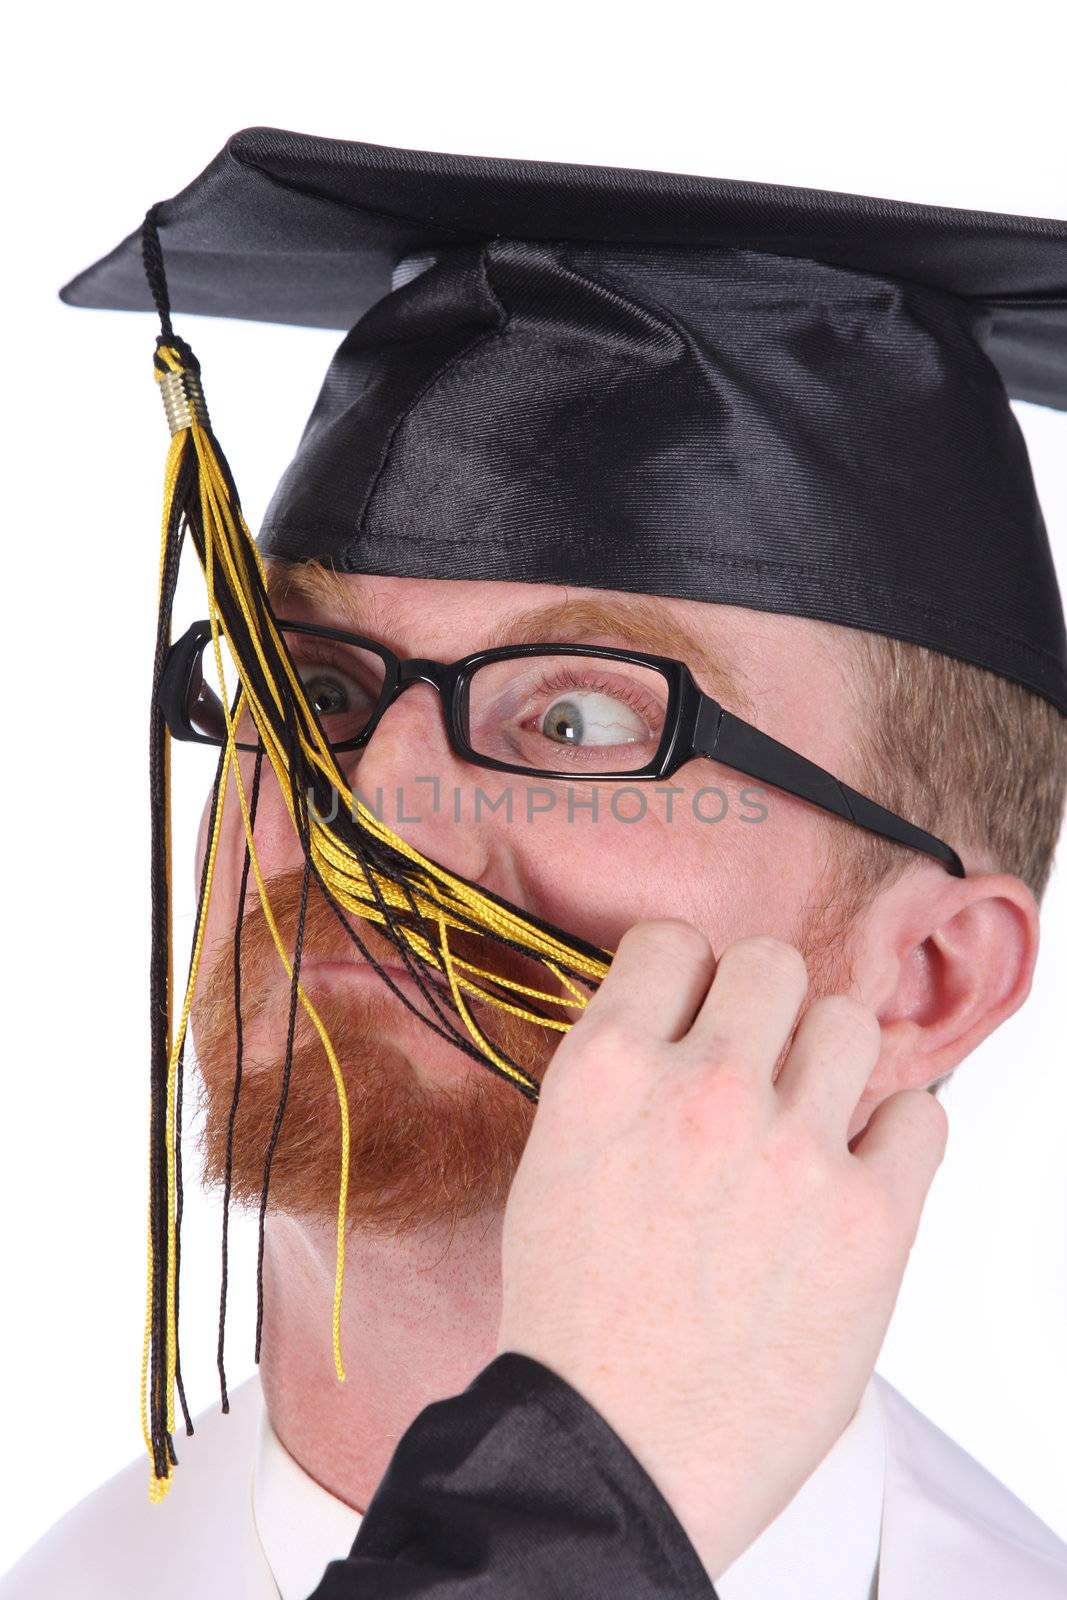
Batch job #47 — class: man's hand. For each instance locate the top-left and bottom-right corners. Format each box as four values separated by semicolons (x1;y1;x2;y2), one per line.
495;922;949;1582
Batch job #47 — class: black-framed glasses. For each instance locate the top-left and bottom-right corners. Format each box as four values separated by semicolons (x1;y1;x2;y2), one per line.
161;618;965;878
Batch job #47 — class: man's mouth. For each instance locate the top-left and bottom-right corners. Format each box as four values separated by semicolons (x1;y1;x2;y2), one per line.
297;953;445;989
237;884;588;1050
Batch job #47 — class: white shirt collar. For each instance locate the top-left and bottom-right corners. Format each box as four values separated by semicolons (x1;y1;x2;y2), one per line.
251;1374;886;1600
251;1410;363;1600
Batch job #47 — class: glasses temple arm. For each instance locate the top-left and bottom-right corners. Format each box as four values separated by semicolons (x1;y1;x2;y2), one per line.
695;702;965;879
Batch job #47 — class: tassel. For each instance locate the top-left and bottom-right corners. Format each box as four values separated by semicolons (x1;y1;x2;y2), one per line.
138;206;613;1498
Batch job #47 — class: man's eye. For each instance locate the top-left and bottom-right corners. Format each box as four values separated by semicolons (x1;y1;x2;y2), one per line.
299;668;357;717
293;662;379;742
540;691;649;746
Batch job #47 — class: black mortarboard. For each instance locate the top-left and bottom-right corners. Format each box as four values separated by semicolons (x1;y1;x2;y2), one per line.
63;126;1067;710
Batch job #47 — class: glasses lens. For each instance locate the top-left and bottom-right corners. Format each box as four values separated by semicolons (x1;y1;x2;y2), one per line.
467;653;671;774
184;629;388;749
184;648;230;742
281;629;387;747
179;630;253;743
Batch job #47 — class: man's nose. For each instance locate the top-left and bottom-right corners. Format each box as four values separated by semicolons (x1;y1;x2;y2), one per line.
333;681;496;883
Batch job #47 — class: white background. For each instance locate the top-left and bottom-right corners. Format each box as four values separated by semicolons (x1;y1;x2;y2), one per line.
2;0;1065;1577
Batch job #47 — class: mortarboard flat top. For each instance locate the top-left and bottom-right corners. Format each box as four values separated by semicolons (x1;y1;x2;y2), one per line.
61;127;1067;711
62;128;1067;409
62;126;1067;405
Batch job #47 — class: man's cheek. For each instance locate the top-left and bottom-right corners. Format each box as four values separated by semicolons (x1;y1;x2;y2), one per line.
194;788;251;957
515;816;697;954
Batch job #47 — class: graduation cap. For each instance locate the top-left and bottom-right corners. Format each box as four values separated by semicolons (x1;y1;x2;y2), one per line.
64;126;1067;709
61;129;1067;1496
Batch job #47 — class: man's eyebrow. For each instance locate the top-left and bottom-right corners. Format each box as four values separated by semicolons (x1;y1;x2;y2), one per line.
264;559;388;635
484;595;753;715
265;561;752;714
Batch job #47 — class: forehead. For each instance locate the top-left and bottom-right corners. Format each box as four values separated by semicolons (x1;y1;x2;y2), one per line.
263;561;861;731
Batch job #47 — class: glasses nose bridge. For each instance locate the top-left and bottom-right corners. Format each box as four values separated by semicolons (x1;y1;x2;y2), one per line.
378;657;457;737
395;656;452;697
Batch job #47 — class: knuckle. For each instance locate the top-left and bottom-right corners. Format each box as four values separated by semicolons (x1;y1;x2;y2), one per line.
805;993;881;1052
726;934;809;990
621;917;713;966
672;1092;724;1157
671;1067;766;1150
568;1017;658;1086
580;1016;640;1062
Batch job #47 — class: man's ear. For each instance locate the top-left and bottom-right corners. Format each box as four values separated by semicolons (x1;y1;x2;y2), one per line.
860;870;1040;1096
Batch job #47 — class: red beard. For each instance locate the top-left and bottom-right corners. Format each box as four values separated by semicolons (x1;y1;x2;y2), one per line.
191;867;563;1235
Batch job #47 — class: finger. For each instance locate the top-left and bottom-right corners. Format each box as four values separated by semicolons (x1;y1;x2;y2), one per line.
851;1088;950;1224
684;935;809;1081
582;919;717;1042
775;994;882;1137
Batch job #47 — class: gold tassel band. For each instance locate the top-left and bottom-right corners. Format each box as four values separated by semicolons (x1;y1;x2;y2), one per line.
158;365;211;435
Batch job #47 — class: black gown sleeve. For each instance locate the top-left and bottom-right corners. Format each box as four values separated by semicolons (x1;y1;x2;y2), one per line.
306;1351;720;1599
